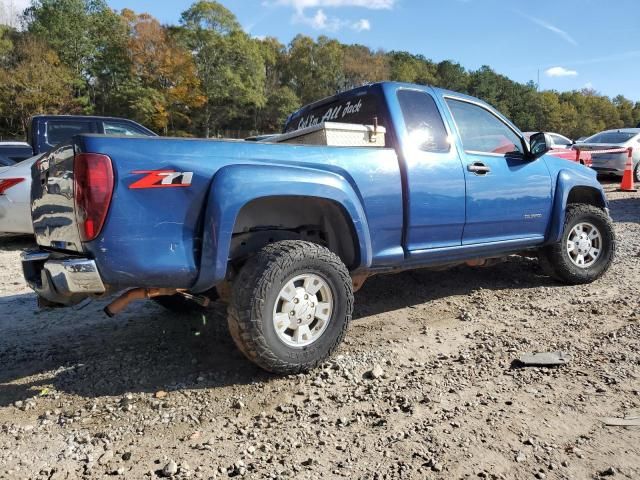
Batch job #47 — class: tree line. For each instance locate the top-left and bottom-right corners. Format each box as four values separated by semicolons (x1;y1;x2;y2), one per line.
0;0;639;140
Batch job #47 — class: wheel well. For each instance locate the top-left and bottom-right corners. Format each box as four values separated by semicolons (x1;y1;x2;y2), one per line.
566;186;605;209
230;196;359;269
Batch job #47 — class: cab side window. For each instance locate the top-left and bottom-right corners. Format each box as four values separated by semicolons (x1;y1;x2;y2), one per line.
446;98;524;155
397;90;449;153
103;121;148;136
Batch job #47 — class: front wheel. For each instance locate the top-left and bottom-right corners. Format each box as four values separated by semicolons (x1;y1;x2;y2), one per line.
539;204;616;284
634;162;640;183
227;240;353;374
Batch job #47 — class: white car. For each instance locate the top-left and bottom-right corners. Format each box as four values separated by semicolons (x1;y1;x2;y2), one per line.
0;155;39;234
579;128;640;179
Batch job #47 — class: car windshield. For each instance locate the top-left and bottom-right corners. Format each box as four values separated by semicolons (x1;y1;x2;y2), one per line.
584;131;638;144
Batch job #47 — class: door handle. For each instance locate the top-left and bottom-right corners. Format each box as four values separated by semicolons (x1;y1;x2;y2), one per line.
467;162;491;175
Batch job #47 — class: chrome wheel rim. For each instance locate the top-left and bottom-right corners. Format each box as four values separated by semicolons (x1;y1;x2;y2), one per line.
272;273;334;348
566;222;602;268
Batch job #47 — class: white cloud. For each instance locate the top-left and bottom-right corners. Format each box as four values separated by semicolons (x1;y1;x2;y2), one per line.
270;0;390;31
352;18;370;31
515;11;578;46
308;9;329;29
270;0;395;12
295;9;372;32
545;66;578;77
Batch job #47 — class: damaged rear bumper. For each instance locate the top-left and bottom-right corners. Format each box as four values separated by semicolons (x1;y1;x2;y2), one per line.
21;250;106;305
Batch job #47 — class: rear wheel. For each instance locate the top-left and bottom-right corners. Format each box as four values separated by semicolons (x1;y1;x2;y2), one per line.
634;162;640;183
227;240;353;374
539;204;615;284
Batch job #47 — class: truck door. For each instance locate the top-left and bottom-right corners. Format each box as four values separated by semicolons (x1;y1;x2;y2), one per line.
443;97;552;244
393;88;466;251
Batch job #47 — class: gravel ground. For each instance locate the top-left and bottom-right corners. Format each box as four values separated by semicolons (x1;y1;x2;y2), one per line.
0;181;638;480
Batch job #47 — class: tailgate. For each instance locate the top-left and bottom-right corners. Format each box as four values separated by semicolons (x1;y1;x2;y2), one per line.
31;144;84;252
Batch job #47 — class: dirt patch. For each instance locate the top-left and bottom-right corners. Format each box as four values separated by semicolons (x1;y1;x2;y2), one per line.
1;183;639;479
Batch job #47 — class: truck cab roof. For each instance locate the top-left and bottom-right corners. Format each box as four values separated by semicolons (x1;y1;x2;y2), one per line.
284;81;520;140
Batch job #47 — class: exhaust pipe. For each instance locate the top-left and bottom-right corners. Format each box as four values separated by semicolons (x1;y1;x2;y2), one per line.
104;288;181;317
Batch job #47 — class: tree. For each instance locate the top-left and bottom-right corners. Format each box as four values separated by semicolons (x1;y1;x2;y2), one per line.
123;9;205;134
283;35;343;105
341;44;389;90
26;0;112;75
177;1;265;137
0;36;78;135
388;51;437;86
613;95;635;127
633;102;640;127
435;60;468;93
25;0;129;112
0;26;13;63
255;37;299;132
9;0;637;139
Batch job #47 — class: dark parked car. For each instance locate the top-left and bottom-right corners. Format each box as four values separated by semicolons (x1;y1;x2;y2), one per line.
0;115;156;165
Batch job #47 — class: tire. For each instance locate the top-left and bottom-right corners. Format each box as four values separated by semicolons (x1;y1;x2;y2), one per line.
153;289;219;313
227;240;353;374
538;204;616;285
634;162;640;183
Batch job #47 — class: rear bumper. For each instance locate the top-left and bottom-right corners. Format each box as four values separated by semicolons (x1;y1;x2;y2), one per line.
21;250;106;305
591;156;626;175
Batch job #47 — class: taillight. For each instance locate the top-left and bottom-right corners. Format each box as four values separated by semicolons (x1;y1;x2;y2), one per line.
74;153;114;242
0;178;24;195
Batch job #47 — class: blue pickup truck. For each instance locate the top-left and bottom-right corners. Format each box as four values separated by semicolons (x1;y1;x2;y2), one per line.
22;82;615;374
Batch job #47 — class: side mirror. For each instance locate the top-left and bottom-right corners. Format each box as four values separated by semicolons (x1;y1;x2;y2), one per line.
528;132;552;159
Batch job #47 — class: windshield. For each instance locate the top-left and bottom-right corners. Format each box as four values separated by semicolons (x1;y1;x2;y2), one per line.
584;131;638;144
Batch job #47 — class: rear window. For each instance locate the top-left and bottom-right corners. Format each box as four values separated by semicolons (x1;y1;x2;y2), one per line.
284;93;383;133
46;120;93;147
585;132;638;144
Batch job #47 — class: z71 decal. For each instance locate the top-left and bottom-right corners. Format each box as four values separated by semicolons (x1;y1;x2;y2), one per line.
129;170;193;189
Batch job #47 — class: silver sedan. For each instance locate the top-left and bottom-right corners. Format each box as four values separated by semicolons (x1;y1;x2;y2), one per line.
0;155;39;234
577;128;640;180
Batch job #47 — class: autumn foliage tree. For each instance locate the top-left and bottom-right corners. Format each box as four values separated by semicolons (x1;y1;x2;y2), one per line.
123;10;205;134
0;36;79;136
0;0;638;140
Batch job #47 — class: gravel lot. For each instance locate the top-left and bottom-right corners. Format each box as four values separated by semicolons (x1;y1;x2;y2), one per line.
0;181;638;480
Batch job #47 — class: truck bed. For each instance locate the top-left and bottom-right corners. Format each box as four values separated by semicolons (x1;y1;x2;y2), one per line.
31;135;403;290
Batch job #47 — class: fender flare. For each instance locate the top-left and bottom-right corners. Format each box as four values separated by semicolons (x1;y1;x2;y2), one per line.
190;163;372;292
547;169;607;243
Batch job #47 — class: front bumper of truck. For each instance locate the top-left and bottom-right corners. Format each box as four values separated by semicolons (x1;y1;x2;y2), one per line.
21;250;106;306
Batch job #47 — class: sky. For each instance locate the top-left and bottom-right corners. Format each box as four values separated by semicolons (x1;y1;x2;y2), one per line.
5;0;640;101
